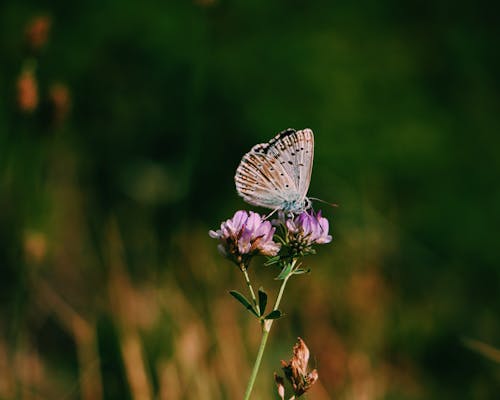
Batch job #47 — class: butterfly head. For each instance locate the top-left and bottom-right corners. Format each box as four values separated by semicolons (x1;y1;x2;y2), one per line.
282;197;312;214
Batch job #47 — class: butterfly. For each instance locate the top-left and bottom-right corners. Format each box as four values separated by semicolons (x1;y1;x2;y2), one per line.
235;128;314;214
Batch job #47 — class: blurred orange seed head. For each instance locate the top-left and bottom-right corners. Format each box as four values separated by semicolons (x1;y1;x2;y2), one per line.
25;16;51;51
49;83;71;125
17;70;38;113
24;231;47;264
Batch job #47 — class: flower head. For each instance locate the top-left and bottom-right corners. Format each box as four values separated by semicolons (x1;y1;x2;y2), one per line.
286;210;332;245
273;210;332;260
209;210;281;266
277;337;318;398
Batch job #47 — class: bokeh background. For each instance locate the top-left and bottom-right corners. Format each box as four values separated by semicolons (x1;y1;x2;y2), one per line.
1;1;499;399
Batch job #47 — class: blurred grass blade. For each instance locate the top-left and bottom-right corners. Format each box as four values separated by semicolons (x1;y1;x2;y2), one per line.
462;337;500;363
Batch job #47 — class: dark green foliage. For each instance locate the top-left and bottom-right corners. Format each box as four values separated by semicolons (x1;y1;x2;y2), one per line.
230;290;259;317
264;310;283;321
258;287;268;317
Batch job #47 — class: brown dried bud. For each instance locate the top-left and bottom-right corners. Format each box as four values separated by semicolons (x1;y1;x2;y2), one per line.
17;69;38;113
25;16;51;51
274;373;286;400
280;337;318;397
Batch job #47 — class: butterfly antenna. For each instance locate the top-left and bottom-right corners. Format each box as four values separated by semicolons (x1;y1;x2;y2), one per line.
309;197;339;208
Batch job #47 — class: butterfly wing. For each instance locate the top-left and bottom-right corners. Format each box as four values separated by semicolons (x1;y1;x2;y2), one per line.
264;128;314;200
235;150;296;209
235;128;314;210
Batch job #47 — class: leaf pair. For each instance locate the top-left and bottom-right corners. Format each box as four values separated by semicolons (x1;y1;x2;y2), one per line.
229;288;282;320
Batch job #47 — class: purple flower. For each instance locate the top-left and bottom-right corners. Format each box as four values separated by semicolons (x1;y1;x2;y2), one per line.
286;210;332;246
209;210;281;265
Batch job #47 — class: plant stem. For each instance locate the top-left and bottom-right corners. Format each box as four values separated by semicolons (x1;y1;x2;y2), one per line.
242;323;270;400
241;264;260;314
273;260;295;313
242;259;296;400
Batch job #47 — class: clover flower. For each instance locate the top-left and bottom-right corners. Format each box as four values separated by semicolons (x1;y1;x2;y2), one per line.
272;210;332;261
286;210;332;245
275;337;318;398
209;210;281;266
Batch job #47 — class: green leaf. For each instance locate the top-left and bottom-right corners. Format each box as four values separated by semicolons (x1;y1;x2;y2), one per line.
276;263;293;280
264;255;280;266
258;287;268;316
264;310;283;320
229;290;258;317
293;268;311;275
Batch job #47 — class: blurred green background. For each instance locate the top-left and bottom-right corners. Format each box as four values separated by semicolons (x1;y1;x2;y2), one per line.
1;1;499;399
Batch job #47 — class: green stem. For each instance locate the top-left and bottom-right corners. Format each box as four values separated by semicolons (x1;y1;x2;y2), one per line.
242;324;270;400
242;259;296;400
273;260;295;313
241;264;260;315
